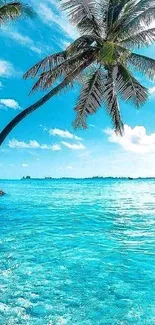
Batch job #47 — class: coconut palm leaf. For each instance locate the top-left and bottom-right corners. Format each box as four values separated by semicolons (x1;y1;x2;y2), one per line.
24;51;67;79
121;28;155;48
116;63;148;106
103;69;124;135
120;6;155;38
59;0;101;35
107;0;129;30
107;0;137;39
66;34;101;56
111;1;155;41
128;53;155;80
73;69;104;128
0;1;34;24
24;35;99;80
97;41;131;65
30;49;97;93
130;0;155;14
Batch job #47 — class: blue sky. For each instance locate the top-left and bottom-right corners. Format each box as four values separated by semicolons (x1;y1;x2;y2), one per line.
1;0;155;179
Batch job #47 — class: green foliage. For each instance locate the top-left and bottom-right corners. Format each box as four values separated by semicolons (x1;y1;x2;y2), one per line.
73;69;104;129
21;0;155;134
0;1;35;24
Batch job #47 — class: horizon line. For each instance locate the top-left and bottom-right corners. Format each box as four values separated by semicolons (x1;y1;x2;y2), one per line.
1;176;155;181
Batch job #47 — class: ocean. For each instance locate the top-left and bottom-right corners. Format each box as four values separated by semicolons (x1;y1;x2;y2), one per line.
0;178;155;324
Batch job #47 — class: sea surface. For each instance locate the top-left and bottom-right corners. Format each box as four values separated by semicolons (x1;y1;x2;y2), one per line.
0;179;155;325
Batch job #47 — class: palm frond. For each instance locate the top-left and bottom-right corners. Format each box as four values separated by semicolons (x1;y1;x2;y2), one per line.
59;0;102;36
24;51;67;79
116;63;148;106
30;49;96;93
66;34;100;56
107;0;129;30
97;41;130;65
111;0;155;41
0;1;35;24
120;28;155;48
97;0;109;37
73;68;104;129
120;5;155;38
128;52;155;80
106;0;135;39
103;69;124;135
130;0;155;13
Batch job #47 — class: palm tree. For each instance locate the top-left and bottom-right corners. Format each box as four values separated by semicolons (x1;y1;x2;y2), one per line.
1;0;155;145
0;1;34;24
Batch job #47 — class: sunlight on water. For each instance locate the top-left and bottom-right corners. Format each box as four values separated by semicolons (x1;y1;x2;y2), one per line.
0;179;155;324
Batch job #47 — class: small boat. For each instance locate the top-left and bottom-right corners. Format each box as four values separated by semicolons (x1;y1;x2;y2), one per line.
0;190;5;196
128;177;134;180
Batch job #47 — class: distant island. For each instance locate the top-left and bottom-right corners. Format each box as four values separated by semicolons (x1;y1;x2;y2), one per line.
21;176;155;180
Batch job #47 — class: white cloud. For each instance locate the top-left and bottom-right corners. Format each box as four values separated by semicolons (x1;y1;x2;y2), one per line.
49;128;82;141
149;86;155;96
9;30;41;54
0;99;20;110
36;2;78;41
22;164;29;168
62;141;86;150
58;165;74;170
52;144;61;151
67;165;74;170
78;150;92;160
105;124;155;154
0;60;14;77
1;28;50;55
9;139;61;151
61;39;71;49
9;140;40;149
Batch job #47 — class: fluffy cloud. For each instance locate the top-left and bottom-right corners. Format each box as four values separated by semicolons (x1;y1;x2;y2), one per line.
0;60;14;77
22;164;29;167
50;144;61;151
35;2;78;41
8;30;42;54
0;99;20;110
49;128;82;141
105;124;155;154
1;28;50;55
67;165;74;170
59;165;74;170
149;86;155;96
62;141;85;150
9;139;61;151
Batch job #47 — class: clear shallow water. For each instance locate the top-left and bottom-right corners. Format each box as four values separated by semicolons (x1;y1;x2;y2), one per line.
0;179;155;325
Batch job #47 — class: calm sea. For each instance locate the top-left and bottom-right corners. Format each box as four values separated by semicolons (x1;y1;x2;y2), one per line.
0;179;155;325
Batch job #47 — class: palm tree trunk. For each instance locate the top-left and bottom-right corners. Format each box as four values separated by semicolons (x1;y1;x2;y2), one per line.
0;57;95;146
0;81;65;145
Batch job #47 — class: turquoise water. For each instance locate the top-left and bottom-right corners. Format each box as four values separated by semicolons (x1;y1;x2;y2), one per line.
0;179;155;325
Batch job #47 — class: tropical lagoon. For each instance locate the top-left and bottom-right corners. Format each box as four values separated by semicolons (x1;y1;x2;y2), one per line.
1;0;155;324
0;178;155;324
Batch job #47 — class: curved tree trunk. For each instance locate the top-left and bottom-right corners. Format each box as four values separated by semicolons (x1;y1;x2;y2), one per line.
0;80;68;145
0;57;94;146
0;66;78;145
0;84;64;146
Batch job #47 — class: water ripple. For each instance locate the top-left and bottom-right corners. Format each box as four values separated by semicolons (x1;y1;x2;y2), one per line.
0;179;155;324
